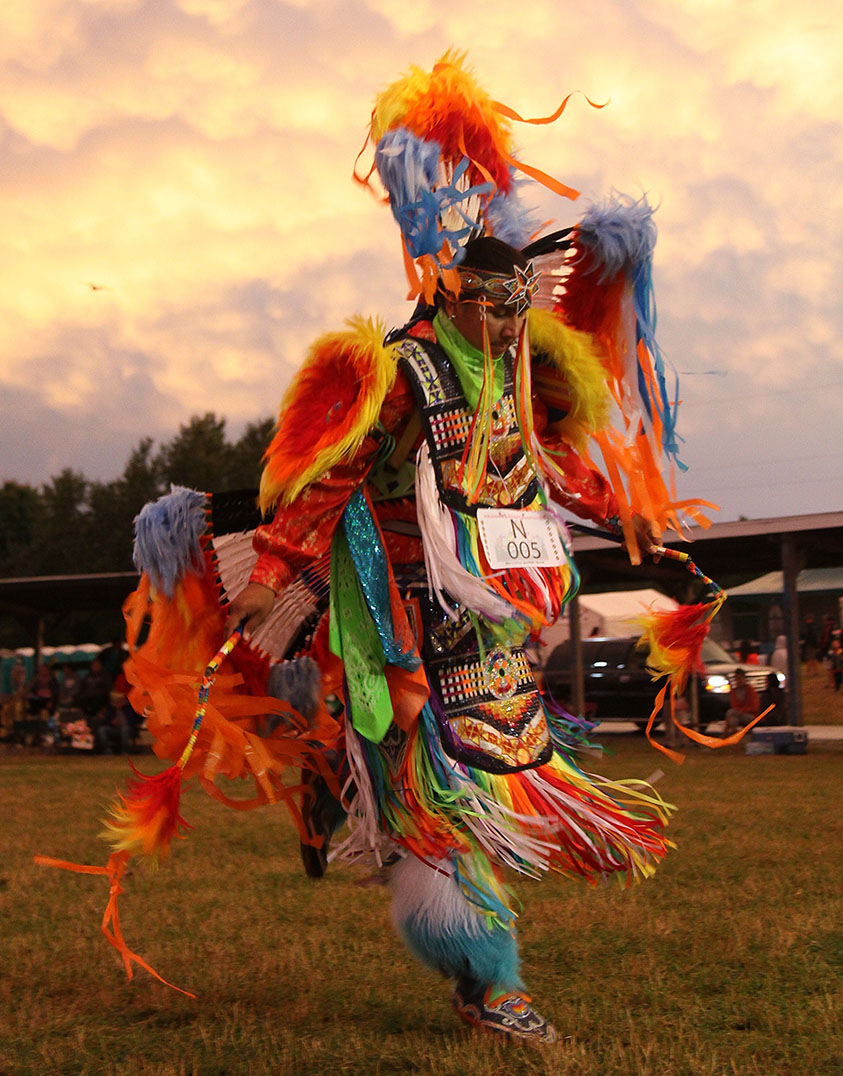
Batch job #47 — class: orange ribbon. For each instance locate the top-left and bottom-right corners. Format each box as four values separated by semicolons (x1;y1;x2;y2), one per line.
644;685;775;764
34;852;197;998
499;146;581;202
492;92;608;126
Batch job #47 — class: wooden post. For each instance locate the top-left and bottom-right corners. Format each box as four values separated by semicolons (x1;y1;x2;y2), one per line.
781;533;802;726
569;593;586;718
690;671;700;732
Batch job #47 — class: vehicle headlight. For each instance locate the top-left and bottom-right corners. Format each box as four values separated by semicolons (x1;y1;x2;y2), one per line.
705;674;731;694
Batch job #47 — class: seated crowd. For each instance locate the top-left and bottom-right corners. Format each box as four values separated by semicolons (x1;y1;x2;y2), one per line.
1;644;144;752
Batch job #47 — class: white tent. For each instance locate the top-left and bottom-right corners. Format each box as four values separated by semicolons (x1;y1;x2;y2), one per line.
541;588;678;652
577;589;678;637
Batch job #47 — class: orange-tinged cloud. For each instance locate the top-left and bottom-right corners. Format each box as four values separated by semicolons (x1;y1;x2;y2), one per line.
0;0;840;524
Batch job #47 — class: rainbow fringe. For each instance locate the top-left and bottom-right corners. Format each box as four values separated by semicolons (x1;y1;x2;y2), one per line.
338;703;673;906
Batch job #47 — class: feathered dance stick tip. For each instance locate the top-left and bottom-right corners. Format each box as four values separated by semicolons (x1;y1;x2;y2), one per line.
635;547;728;762
101;762;191;864
638;546;725;692
638;598;722;696
101;623;244;865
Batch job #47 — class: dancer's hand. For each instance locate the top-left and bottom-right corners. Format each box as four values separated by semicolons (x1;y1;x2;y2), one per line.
628;514;663;565
225;582;275;637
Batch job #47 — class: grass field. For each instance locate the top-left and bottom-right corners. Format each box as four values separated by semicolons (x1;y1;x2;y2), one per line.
3;739;842;1076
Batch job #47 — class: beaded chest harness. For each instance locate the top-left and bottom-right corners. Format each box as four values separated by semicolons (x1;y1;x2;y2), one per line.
397;337;538;514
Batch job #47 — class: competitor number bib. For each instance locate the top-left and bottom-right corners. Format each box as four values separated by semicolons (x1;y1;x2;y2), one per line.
477;509;567;569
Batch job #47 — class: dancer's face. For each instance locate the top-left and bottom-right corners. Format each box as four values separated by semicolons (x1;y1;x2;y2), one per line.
445;297;524;358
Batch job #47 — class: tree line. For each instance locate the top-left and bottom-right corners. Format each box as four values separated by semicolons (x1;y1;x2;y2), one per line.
0;414;273;647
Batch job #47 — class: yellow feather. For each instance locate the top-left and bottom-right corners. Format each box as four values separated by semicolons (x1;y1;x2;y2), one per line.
371;62;429;142
528;308;610;449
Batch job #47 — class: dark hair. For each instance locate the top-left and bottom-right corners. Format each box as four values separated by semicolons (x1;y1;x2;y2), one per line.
460;236;527;274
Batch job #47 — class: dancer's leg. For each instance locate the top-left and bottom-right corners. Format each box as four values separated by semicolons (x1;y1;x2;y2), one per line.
390;853;556;1043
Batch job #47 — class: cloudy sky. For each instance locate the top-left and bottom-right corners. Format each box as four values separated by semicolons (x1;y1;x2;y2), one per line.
2;0;841;525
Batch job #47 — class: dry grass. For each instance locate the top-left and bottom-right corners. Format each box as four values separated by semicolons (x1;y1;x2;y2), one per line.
799;661;843;724
2;741;843;1076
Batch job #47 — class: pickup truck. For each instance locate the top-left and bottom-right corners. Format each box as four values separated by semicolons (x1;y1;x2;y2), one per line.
542;635;785;731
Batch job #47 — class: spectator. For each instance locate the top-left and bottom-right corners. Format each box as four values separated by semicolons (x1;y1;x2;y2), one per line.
27;664;59;715
97;703;130;755
10;657;28;696
761;671;784;724
99;639;127;681
738;639;760;665
4;659;27;744
58;663;81;709
78;658;112;729
724;668;761;736
769;634;788;676
829;638;843;693
802;615;819;673
97;668;140;754
818;613;835;662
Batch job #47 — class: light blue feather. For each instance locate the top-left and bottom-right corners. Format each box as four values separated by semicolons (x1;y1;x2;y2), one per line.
579;193;686;468
400;910;523;989
375;128;492;262
577;191;657;283
485;171;540;248
132;485;207;597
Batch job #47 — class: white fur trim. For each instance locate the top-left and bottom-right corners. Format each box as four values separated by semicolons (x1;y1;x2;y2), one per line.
390;854;484;936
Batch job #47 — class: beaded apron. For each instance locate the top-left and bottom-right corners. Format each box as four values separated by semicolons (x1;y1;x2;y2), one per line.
396;337;553;774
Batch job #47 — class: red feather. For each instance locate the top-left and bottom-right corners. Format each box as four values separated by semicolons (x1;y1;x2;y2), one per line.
102;762;191;864
639;602;714;695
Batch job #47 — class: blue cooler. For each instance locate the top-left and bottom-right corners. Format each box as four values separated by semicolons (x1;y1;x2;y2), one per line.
746;726;808;755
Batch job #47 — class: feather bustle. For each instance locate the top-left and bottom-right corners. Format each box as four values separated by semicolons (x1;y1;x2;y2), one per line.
133;486;208;597
258;317;398;512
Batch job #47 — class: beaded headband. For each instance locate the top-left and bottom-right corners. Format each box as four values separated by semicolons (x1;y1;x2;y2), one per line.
456;262;542;315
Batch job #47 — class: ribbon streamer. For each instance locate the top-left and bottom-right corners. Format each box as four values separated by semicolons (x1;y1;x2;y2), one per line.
34;624;247;997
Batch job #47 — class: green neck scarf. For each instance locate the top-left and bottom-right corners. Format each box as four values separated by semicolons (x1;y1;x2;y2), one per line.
433;310;504;411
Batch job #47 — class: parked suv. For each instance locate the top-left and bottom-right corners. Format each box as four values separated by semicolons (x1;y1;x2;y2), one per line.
542;635;785;731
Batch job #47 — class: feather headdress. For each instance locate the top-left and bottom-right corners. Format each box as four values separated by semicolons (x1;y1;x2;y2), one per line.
357;50;592;302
